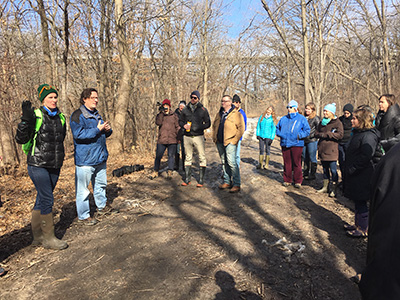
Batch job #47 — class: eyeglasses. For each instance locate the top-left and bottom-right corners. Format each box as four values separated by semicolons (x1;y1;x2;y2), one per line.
191;96;198;99
38;85;56;98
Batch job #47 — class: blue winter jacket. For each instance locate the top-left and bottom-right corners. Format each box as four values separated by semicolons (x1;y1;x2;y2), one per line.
70;105;112;166
276;113;310;148
256;115;276;140
239;108;247;141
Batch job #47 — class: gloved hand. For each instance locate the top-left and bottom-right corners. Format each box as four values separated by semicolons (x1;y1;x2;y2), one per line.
21;100;35;125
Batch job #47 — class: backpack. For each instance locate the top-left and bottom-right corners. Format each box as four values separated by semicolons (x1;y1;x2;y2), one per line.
22;109;66;155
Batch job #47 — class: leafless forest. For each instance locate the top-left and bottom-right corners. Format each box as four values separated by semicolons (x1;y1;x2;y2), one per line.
1;0;399;172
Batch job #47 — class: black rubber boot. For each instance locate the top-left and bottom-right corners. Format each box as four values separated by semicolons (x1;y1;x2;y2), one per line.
303;163;310;179
174;153;180;171
197;167;206;187
308;163;317;180
181;166;192;186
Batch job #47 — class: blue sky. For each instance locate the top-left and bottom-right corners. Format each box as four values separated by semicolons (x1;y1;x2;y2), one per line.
223;0;261;37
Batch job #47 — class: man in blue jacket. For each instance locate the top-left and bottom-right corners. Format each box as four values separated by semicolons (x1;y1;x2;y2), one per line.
276;100;310;188
70;88;113;225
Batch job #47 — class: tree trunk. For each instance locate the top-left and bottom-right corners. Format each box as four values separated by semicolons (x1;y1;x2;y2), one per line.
301;0;311;104
37;0;53;84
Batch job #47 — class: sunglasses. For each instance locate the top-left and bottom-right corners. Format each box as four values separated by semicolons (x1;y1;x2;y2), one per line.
191;96;198;99
286;106;295;109
38;85;56;98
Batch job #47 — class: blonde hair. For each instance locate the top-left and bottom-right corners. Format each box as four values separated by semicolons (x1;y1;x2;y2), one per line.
261;106;276;123
353;108;375;130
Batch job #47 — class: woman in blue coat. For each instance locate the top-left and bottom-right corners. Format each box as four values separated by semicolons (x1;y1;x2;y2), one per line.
276;100;310;188
256;105;276;169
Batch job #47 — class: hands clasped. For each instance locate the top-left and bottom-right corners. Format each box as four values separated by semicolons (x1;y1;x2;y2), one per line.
97;120;111;132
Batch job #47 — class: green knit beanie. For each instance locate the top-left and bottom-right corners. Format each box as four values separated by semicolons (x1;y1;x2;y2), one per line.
37;84;58;102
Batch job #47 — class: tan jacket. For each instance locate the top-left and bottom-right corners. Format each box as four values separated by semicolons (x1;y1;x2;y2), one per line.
212;108;245;146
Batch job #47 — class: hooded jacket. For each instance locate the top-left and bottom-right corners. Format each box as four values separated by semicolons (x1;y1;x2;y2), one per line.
276;113;310;148
70;105;112;166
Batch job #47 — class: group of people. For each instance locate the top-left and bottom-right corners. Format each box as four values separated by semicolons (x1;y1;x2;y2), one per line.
15;84;114;250
151;91;247;193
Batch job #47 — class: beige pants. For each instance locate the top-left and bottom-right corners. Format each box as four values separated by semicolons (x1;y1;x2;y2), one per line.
183;135;206;167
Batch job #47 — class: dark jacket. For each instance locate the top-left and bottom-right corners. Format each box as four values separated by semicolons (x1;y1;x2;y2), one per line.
304;115;320;144
339;114;353;145
156;111;180;144
375;103;400;152
174;108;185;141
359;142;400;299
315;118;344;161
70;105;112;166
15;107;66;169
344;127;379;202
179;102;211;136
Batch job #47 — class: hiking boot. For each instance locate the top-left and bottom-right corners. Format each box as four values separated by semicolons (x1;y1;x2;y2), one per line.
229;186;241;193
219;183;231;189
149;170;158;180
78;217;98;226
294;183;301;189
282;182;291;187
167;170;173;179
97;204;117;216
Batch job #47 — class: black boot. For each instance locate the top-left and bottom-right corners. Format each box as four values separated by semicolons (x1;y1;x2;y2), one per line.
181;166;191;186
308;163;317;180
303;163;310;179
197;167;206;187
174;153;180;171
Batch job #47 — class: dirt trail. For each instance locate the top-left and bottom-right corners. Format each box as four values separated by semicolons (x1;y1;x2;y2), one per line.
0;120;365;299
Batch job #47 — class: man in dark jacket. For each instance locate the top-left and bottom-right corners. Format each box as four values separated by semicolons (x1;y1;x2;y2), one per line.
174;101;186;170
70;88;113;226
338;103;353;189
179;91;211;187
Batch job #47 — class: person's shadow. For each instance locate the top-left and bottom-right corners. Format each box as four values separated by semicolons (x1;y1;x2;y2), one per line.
214;270;262;300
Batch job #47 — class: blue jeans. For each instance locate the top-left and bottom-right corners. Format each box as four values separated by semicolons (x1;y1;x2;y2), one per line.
302;141;318;171
154;144;177;171
28;165;60;215
321;161;338;182
216;143;240;186
75;162;107;220
236;140;242;167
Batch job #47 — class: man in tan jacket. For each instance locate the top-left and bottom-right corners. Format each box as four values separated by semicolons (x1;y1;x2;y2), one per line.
212;95;245;193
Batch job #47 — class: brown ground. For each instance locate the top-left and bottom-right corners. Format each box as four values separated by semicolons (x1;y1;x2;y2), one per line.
0;124;365;300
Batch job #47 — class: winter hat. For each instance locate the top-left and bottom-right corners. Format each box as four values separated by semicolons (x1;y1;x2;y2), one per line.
179;100;186;106
38;84;58;102
324;103;337;115
162;99;171;107
232;94;241;103
343;103;354;113
190;90;200;99
287;100;298;109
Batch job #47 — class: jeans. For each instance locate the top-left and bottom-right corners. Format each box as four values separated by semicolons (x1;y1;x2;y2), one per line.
321;161;338;182
216;143;240;186
302;141;318;171
184;135;206;167
75;162;107;220
282;146;303;184
154;144;177;171
236;140;242;167
259;138;273;155
28;165;60;215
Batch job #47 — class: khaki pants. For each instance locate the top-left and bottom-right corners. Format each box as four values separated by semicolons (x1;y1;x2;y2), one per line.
183;135;206;167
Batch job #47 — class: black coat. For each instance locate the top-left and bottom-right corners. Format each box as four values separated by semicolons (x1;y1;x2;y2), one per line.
304;115;320;144
339;114;353;145
359;142;400;299
179;102;211;136
15;107;66;169
375;103;400;152
344;128;379;202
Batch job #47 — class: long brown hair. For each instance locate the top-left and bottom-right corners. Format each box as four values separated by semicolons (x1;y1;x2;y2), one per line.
353;108;374;130
261;106;276;123
305;102;317;119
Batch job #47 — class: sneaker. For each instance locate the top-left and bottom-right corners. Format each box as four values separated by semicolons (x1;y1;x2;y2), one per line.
229;186;241;193
219;183;232;189
149;171;158;180
282;182;291;187
167;170;173;179
78;217;98;226
294;183;301;189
